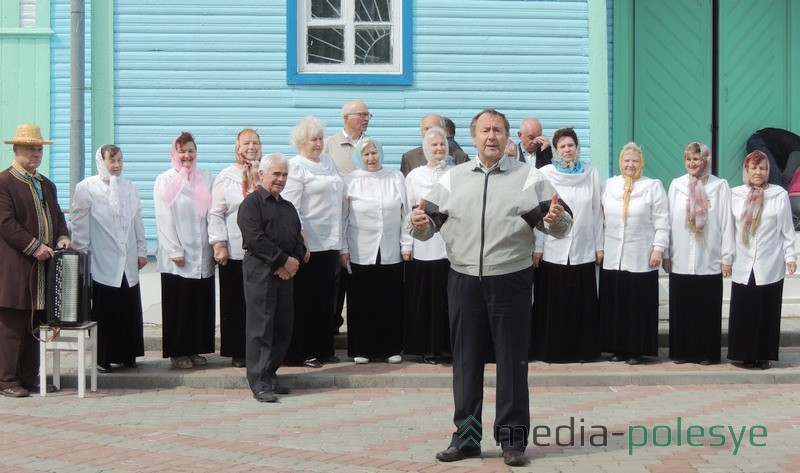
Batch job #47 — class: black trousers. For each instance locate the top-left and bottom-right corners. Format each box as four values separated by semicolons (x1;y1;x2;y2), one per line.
447;268;532;452
242;254;294;394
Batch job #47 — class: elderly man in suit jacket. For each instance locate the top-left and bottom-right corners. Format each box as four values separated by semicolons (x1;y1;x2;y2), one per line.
401;114;469;176
0;124;72;398
516;117;553;168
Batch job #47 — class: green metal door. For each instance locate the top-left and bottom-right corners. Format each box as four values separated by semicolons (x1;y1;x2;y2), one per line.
632;0;712;182
717;0;790;183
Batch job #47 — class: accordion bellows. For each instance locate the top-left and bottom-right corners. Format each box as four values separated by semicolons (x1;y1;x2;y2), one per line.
46;249;92;326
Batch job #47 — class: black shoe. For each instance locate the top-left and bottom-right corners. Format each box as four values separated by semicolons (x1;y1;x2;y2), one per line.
626;357;642;365
755;360;771;370
22;383;59;394
254;391;278;403
673;359;688;364
435;445;481;462
124;361;138;369
740;361;757;369
423;356;441;365
97;363;112;373
503;450;527;467
272;385;291;395
231;358;246;368
609;353;625;362
323;356;340;364
303;358;323;368
699;360;716;366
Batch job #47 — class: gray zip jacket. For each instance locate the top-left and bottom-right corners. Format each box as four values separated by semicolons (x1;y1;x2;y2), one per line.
408;156;572;277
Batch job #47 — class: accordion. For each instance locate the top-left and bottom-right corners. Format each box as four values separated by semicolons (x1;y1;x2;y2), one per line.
46;249;92;326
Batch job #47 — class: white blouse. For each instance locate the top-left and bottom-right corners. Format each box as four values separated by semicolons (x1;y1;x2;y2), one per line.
730;184;797;285
70;175;147;287
601;175;670;273
534;164;603;265
281;154;344;252
341;167;413;265
207;164;247;260
666;174;735;275
154;168;215;278
404;164;451;261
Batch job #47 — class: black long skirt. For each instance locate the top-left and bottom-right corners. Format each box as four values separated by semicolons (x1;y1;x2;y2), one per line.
599;269;659;357
668;272;722;363
218;260;246;358
532;261;599;362
347;261;403;359
727;273;783;362
285;250;338;363
160;273;216;358
91;276;144;367
403;258;451;356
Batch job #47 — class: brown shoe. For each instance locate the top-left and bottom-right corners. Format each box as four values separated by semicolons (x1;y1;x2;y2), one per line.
1;386;30;398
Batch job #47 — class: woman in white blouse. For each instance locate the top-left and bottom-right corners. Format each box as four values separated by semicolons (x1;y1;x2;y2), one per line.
154;132;215;369
662;143;734;365
531;128;602;362
728;150;797;370
71;145;147;372
341;137;412;364
207;128;262;368
599;142;670;365
282;116;343;369
403;127;453;364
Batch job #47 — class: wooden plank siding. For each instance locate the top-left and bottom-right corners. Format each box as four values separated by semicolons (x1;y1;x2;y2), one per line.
48;0;593;250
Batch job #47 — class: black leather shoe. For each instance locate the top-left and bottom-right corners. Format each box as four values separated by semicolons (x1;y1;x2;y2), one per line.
303;358;323;368
231;358;246;368
435;446;481;462
609;353;625;362
324;356;340;364
423;356;441;365
23;383;59;394
740;361;756;369
626;357;642;365
97;363;112;373
699;360;716;366
755;360;771;370
254;391;278;403
503;450;527;467
124;361;138;369
672;359;688;364
272;385;291;395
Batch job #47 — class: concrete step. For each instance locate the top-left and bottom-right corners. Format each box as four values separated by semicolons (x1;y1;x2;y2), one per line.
43;347;800;393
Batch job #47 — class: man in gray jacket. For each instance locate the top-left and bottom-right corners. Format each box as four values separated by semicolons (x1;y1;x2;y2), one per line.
409;109;572;467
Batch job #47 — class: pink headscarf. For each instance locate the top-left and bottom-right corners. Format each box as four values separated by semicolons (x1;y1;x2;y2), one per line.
739;150;769;245
685;142;711;236
158;133;212;216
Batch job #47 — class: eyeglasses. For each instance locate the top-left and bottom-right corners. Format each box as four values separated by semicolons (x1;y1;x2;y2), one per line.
347;112;373;119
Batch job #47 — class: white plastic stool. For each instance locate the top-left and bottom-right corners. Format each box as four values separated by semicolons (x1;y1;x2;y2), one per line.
39;322;98;397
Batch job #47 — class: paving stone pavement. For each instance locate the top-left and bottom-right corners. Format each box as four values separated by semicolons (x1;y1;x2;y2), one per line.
1;384;799;472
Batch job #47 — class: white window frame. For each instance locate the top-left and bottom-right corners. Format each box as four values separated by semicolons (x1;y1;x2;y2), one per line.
288;0;412;85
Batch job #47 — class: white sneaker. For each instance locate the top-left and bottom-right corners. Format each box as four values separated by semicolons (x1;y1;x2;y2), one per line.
354;357;370;364
386;355;402;364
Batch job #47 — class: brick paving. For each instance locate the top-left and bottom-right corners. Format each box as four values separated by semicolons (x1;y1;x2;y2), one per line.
2;384;799;472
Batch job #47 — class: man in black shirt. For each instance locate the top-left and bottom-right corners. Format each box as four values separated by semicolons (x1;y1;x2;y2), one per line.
237;153;307;402
746;127;800;188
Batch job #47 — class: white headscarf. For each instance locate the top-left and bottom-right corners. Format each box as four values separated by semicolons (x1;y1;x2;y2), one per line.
95;146;129;231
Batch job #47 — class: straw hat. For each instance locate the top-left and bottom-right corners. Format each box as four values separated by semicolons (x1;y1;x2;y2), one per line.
3;124;53;145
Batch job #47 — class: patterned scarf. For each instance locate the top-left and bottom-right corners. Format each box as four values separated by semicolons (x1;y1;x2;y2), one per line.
685;144;711;236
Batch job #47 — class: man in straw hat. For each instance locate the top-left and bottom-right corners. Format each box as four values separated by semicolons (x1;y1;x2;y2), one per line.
0;124;72;398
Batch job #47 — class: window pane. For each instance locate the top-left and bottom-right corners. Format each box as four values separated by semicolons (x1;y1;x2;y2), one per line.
311;0;341;19
355;26;392;64
307;27;345;64
355;0;391;22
